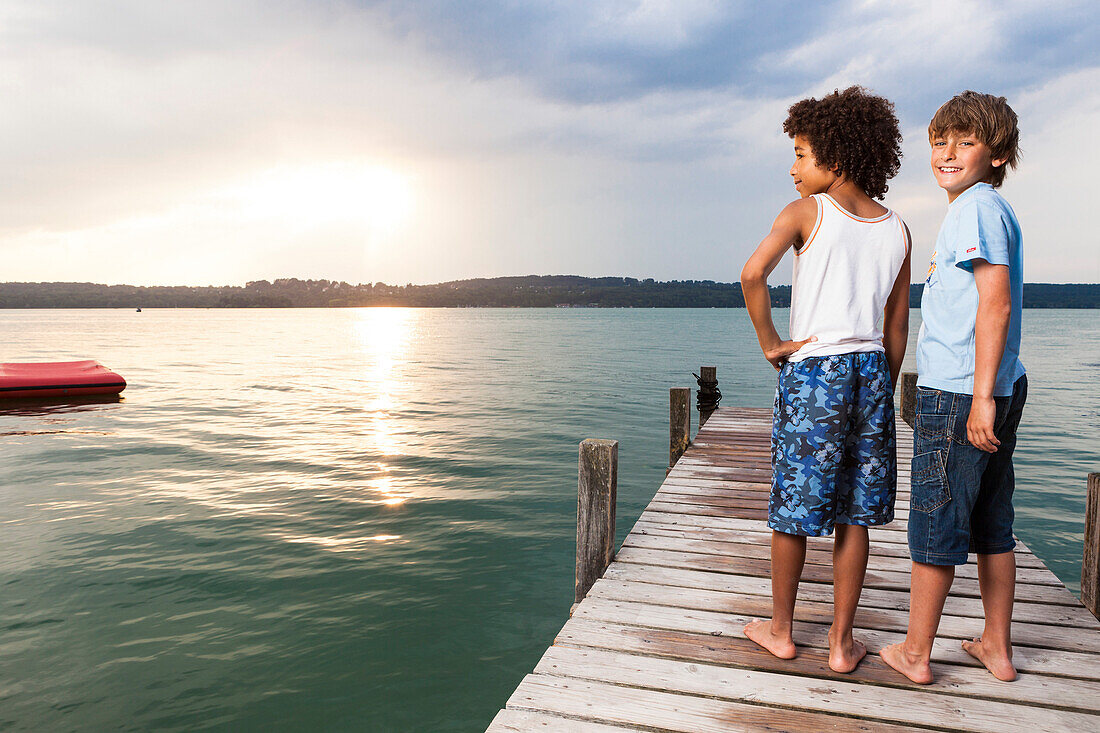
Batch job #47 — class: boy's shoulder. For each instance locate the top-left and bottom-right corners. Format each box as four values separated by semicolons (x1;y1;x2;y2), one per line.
947;184;1020;235
774;196;821;233
955;183;1016;217
779;196;820;218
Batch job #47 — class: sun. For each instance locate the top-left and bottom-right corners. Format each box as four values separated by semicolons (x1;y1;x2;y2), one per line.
228;162;414;234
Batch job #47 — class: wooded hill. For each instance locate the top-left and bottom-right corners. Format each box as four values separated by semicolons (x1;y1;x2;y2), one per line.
1;278;1097;308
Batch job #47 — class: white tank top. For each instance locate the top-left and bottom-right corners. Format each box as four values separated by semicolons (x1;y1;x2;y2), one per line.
788;193;908;362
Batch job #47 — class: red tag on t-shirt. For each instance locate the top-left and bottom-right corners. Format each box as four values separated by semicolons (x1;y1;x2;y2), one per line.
966;247;977;253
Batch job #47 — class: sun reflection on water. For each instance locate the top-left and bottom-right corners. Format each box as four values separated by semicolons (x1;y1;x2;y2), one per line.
255;309;418;556
354;308;413;458
369;475;408;506
281;533;406;553
8;309;429;561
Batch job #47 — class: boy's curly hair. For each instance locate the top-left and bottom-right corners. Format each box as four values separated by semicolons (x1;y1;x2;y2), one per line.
928;91;1019;188
783;86;902;200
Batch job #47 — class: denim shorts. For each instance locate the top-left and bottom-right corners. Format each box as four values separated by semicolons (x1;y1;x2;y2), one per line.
908;375;1028;565
770;351;897;537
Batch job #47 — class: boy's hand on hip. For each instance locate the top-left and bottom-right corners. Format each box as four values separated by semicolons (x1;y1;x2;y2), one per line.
764;337;816;370
967;397;1001;453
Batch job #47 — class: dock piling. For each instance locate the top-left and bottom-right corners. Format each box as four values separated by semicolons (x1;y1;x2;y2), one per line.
669;387;691;471
574;438;618;608
1083;472;1100;619
900;371;918;428
694;366;720;427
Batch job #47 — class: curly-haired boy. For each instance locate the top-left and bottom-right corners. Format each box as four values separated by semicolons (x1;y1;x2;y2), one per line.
741;86;912;673
881;91;1025;684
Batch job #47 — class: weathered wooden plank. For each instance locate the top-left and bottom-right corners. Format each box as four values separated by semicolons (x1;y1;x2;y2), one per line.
586;579;1100;653
664;463;915;480
571;597;1100;681
626;520;1065;581
671;456;774;469
637;509;918;543
507;674;930;733
664;469;768;485
534;646;1099;733
555;617;1100;711
625;529;1062;589
656;481;914;508
657;483;779;499
650;490;915;517
653;482;828;499
487;709;645;732
632;513;1037;567
600;563;1100;629
648;491;915;524
633;511;906;549
612;545;1082;606
692;422;775;431
684;443;773;455
688;438;914;457
652;491;772;511
636;507;919;543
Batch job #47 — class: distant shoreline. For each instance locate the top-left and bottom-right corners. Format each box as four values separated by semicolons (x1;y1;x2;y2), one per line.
2;277;1098;308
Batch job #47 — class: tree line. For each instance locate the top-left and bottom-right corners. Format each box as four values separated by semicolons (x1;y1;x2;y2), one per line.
1;277;1096;308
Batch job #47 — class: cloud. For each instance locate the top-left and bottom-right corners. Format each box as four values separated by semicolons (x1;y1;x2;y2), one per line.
0;0;1095;285
366;0;839;101
1003;66;1100;283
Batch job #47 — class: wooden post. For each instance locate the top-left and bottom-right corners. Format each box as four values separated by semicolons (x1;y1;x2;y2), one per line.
574;438;618;608
695;366;721;427
669;387;691;471
1082;473;1100;619
900;371;918;428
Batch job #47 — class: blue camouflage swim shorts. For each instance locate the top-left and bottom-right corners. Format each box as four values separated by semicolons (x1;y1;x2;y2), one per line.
769;351;897;537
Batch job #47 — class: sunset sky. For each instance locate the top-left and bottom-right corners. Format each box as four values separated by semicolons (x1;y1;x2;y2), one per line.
2;1;1098;286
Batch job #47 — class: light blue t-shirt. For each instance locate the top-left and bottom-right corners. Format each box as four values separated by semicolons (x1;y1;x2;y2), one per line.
916;182;1025;397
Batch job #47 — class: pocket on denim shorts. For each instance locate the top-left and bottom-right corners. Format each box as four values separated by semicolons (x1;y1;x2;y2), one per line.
912;450;951;512
915;391;950;441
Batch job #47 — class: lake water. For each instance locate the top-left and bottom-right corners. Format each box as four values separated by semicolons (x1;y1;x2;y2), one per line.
1;308;1097;731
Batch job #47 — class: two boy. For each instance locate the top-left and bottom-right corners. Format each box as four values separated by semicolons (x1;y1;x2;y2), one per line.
743;89;1024;683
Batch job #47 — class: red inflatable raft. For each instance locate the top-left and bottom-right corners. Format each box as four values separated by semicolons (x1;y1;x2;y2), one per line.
0;360;127;400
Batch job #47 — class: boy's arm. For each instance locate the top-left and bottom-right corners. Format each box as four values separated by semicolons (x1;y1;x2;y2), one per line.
968;259;1012;452
882;224;912;390
740;199;816;370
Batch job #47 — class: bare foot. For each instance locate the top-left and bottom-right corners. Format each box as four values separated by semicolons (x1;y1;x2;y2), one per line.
879;642;934;684
962;637;1017;682
743;619;796;659
828;635;867;674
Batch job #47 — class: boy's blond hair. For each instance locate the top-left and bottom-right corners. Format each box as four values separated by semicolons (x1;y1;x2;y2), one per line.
928;91;1019;187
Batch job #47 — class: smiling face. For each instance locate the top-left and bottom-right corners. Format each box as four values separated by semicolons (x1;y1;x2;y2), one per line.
930;131;1006;202
790;135;838;198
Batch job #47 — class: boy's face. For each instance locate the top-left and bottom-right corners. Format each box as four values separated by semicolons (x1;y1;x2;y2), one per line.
929;131;1006;203
790;135;837;198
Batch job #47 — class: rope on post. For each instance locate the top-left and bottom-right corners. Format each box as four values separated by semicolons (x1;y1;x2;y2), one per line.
694;367;721;427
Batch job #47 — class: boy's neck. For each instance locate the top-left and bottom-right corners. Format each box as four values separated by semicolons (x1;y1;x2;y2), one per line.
946;179;991;204
821;178;886;217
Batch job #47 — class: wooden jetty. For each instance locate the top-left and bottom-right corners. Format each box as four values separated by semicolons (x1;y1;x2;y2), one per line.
487;390;1100;732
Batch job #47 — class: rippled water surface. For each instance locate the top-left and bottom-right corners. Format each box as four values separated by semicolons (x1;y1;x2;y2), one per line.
1;308;1097;731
